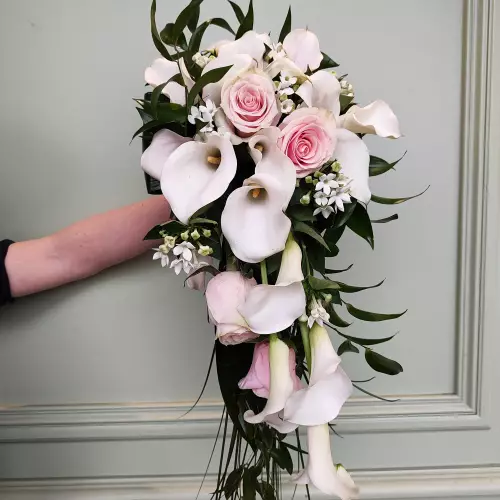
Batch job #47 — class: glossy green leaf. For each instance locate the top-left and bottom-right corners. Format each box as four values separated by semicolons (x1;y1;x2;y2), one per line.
224;466;244;499
184;265;220;286
144;220;186;240
305;240;325;274
346;203;374;249
270;444;294;474
324;225;345;248
317;51;339;70
160;22;187;49
228;0;245;23
334;329;397;346
235;0;254;39
189;18;235;54
353;383;399;402
324;264;353;274
131;120;163;141
243;469;257;500
278;6;292;43
150;76;183;119
337;340;359;355
365;349;403;376
187;5;200;32
371;214;399;224
369;151;406;177
257;482;276;500
308;276;340;292
150;0;172;60
371;186;430;205
287;205;316;222
172;0;204;47
281;442;308;454
344;302;407;322
333;200;357;228
326;305;351;327
187;65;233;108
293;221;330;251
136;107;153;125
335;279;384;293
339;93;354;111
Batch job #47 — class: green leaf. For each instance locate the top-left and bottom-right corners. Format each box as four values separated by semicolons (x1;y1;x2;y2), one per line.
365;349;403;376
243;469;257;500
189;217;218;226
334;329;397;346
335;279;385;293
337;340;359;355
339;93;354;111
369;152;406;177
131;120;163;141
278;6;292;43
281;442;308;454
326;304;351;327
333;199;357;228
287;205;316;222
308;276;340;292
150;0;172;60
188;18;235;54
235;0;254;39
324;225;345;248
136;107;153;125
184;265;220;286
293;221;330;251
353;383;399;402
187;65;233;108
270;444;294;475
346;203;374;249
317;51;339;70
172;0;204;47
144;220;186;240
150;76;183;119
257;482;276;500
187;5;200;32
371;186;430;205
160;22;188;49
228;0;245;23
344;302;407;322
224;466;244;499
324;264;353;274
371;214;399;224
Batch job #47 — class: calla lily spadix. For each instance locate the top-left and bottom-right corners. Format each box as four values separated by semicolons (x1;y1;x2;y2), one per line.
333;129;371;204
297;70;342;117
282;29;323;72
145;58;194;106
141;129;191;180
284;323;352;426
340;100;402;138
295;424;359;500
161;134;237;224
221;173;292;263
248;128;297;208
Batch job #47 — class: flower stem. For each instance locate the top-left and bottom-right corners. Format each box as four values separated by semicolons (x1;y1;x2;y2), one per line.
299;318;312;371
260;259;268;285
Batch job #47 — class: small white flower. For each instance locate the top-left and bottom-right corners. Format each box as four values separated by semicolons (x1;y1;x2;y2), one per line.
313;191;335;219
192;52;211;68
268;42;287;61
315;173;339;196
173;241;195;261
278;87;294;99
280;72;297;89
340;79;354;97
199;99;217;117
188;106;202;125
329;190;351;212
280;98;295;114
170;258;194;275
152;245;170;268
163;235;177;251
188;99;217;127
307;297;330;328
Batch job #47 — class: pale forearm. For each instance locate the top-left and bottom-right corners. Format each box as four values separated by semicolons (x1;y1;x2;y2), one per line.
6;196;171;297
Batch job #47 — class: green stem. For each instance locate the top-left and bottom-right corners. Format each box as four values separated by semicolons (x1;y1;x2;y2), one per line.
299;319;312;371
260;259;268;285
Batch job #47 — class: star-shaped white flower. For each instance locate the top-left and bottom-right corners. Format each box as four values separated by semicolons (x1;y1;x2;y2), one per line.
329;190;351;212
170;241;197;275
315;173;339;196
152;245;170;268
313;191;335;219
307;298;330;328
280;99;295;114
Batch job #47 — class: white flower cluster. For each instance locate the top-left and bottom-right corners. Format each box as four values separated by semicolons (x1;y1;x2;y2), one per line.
340;79;354;98
192;50;215;69
307;296;330;328
275;71;297;114
188;98;217;133
313;169;352;219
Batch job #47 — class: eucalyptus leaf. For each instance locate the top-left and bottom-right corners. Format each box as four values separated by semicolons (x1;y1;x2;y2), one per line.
150;0;172;60
369;151;406;177
335;279;384;293
371;214;399;224
278;7;292;43
365;349;403;376
344;302;407;322
228;0;245;23
293;221;330;251
235;0;254;39
346;203;374;249
189;18;235;54
187;65;233;108
371;186;429;205
337;340;359;355
308;276;340;292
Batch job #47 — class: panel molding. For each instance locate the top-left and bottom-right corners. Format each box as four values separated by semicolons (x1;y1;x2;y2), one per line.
1;466;500;499
0;0;495;442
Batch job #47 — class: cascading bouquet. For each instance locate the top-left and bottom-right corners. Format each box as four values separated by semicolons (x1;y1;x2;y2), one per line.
134;1;424;498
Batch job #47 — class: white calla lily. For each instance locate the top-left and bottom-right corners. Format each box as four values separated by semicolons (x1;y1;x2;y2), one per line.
217;31;269;63
334;129;371;204
340;100;401;138
141;130;191;180
283;29;323;72
297;70;341;117
221;173;292;263
284;324;352;425
145;58;193;106
265;56;308;81
248;129;297;208
202;54;255;106
276;234;304;286
244;336;296;425
295;424;359;500
161;135;237;224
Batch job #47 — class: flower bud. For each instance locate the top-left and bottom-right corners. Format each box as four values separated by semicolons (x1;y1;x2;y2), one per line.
313;170;323;178
181;230;190;241
313;179;319;186
203;229;212;238
305;176;313;184
198;245;213;257
191;229;201;241
331;161;341;173
300;194;311;205
323;293;333;304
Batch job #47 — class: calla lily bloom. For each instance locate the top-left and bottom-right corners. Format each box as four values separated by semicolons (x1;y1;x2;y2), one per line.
297;70;341;117
141;130;191;180
284;324;352;426
276;233;305;286
339;100;402;138
217;31;270;63
221;173;293;263
145;58;194;106
283;29;323;72
295;424;359;500
161;135;237;224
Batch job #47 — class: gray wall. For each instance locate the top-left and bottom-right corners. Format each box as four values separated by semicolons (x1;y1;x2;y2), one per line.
0;0;499;498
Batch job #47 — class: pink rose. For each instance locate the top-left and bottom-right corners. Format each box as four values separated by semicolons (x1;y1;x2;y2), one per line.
221;69;280;135
238;342;303;398
205;271;259;346
278;107;337;178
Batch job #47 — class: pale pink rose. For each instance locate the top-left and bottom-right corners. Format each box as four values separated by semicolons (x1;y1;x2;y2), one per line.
278;107;337;178
205;271;259;346
238;342;303;399
221;70;280;136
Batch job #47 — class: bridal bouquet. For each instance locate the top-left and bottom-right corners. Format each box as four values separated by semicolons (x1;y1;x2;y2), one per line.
135;1;423;498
